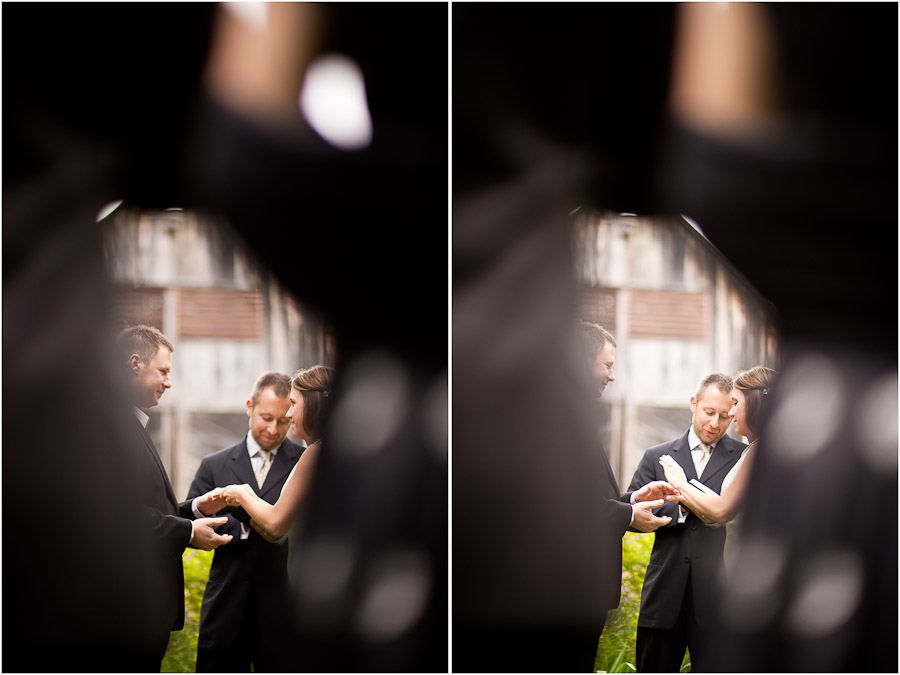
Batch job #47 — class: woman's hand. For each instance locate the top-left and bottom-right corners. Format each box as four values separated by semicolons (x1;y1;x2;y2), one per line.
222;483;255;507
659;455;688;489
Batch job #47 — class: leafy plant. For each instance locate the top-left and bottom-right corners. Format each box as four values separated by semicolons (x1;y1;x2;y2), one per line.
594;532;656;673
162;549;214;673
595;645;636;673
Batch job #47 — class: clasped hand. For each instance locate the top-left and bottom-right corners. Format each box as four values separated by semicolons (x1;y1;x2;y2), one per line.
631;480;679;532
221;483;255;507
189;488;233;550
657;455;716;525
195;487;227;516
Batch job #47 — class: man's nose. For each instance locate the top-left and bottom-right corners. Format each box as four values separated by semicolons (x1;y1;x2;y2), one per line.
608;369;615;381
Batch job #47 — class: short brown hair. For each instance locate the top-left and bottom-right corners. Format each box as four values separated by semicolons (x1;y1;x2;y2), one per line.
292;365;335;442
733;366;778;437
251;372;292;406
117;324;174;365
695;373;733;401
579;320;617;362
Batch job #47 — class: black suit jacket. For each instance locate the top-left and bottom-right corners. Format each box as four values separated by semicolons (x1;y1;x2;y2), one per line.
131;414;197;635
599;442;639;615
627;430;744;631
187;436;303;650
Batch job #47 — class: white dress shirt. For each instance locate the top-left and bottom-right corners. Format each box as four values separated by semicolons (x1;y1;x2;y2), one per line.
239;433;282;539
677;427;719;524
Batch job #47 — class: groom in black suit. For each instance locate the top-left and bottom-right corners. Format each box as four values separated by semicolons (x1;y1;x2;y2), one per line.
119;324;234;671
626;373;745;672
188;372;304;672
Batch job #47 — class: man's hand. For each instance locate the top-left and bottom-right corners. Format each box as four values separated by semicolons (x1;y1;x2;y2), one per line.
632;480;679;503
631;499;672;533
196;487;227;516
190;517;233;550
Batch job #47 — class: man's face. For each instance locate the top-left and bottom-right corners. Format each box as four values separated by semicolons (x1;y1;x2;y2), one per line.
247;387;292;451
132;347;172;409
690;385;733;444
591;342;616;397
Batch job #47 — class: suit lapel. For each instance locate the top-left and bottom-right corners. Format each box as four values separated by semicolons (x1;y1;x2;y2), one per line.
228;438;258;489
671;432;698;482
136;417;179;507
259;440;302;499
701;436;740;482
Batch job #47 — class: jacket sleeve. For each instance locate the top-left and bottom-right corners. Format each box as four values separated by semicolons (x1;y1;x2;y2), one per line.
147;507;194;554
603;495;634;537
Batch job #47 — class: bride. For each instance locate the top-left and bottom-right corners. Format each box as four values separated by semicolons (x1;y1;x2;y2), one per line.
222;365;334;540
659;366;777;570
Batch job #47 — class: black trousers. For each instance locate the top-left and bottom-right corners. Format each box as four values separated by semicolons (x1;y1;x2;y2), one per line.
196;600;290;673
635;576;716;673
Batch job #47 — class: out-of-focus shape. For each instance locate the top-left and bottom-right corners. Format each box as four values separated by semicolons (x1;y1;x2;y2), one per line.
96;199;124;222
223;1;269;32
855;372;899;475
299;54;374;151
329;350;411;457
723;534;786;633
205;2;323;129
670;1;779;136
765;353;844;464
353;548;432;644
784;549;864;640
292;534;357;636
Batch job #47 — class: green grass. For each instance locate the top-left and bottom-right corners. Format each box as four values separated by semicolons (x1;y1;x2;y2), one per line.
165;538;687;673
593;532;692;673
162;549;214;673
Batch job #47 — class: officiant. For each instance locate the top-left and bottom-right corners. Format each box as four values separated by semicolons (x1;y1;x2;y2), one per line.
187;372;304;672
626;373;745;672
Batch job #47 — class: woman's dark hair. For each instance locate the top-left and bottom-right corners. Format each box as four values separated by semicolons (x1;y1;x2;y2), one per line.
292;365;334;442
733;366;778;437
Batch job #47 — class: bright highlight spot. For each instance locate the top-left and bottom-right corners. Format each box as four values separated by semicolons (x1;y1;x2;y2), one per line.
96;200;124;222
299;54;374;151
223;2;269;31
681;214;711;242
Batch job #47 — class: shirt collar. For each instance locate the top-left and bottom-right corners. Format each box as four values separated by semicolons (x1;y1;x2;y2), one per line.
246;432;281;458
133;406;150;429
688;427;717;451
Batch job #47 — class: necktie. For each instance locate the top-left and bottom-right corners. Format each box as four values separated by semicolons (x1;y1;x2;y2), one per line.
696;442;712;477
255;450;273;489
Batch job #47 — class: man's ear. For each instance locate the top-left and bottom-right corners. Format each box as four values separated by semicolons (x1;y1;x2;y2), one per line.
246;399;254;418
129;354;142;375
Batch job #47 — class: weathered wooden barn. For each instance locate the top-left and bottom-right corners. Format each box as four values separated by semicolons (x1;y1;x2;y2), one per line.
573;209;780;487
102;204;334;498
